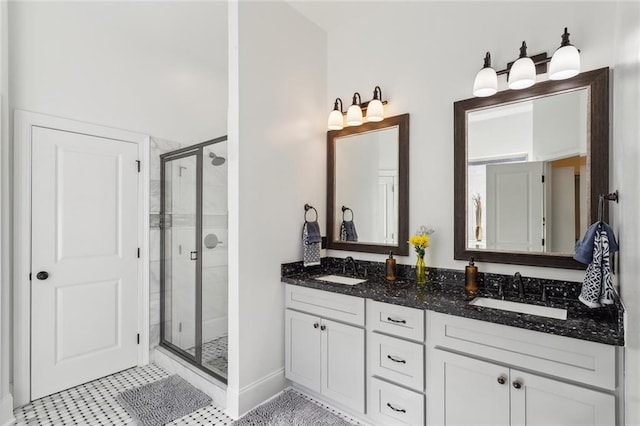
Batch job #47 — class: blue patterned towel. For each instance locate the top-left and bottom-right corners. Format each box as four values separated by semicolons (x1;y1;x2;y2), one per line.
302;221;321;267
579;225;615;308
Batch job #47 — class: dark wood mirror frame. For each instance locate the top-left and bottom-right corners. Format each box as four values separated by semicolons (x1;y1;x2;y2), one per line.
454;67;609;269
327;113;410;256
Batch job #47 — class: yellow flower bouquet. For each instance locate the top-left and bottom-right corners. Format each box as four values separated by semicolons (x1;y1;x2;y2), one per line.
408;226;434;285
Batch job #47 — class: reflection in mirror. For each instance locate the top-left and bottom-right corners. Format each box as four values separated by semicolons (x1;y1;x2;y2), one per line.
466;89;588;253
334;127;399;245
327;113;409;255
454;67;609;269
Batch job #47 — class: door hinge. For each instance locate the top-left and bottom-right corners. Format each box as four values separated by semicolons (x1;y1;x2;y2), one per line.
137;248;140;258
542;238;545;246
137;334;140;344
136;160;141;173
29;273;32;281
541;175;545;183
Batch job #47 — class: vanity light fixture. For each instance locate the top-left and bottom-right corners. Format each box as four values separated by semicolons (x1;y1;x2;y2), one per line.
327;86;389;130
346;92;364;126
549;27;581;80
328;98;345;130
473;52;498;97
365;86;385;122
508;41;536;90
473;27;581;97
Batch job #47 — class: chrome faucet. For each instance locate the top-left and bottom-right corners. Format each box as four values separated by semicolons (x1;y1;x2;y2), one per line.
515;272;525;298
343;256;358;276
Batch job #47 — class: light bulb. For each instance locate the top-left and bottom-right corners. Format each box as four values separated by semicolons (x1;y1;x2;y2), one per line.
328;109;344;130
366;99;384;122
508;42;536;90
549;28;580;80
473;52;497;97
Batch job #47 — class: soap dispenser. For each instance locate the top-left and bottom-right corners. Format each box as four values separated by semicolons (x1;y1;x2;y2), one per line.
385;252;397;281
465;257;479;294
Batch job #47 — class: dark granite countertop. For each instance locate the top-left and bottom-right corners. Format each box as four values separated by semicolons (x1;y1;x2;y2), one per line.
282;259;624;346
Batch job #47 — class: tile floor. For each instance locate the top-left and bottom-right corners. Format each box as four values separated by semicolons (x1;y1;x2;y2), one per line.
11;363;363;425
186;335;228;379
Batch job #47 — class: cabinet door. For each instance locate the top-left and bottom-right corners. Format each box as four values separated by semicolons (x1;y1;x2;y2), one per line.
321;318;365;413
285;309;321;392
510;369;616;426
429;349;510;426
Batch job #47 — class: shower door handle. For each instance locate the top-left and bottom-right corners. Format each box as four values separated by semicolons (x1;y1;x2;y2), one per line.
190;251;198;261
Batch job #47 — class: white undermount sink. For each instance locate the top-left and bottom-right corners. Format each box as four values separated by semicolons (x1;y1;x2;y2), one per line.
469;297;568;320
314;275;367;286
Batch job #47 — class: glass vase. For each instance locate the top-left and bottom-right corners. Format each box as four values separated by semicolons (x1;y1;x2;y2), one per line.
415;255;426;285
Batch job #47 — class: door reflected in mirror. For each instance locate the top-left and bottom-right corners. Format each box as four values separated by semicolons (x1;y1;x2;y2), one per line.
466;89;588;254
335;126;399;245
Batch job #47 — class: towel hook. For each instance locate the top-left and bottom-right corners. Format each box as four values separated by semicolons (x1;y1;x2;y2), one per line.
304;203;318;222
597;190;619;223
342;206;354;221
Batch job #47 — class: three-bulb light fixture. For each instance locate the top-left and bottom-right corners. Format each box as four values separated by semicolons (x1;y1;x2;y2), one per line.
328;86;387;130
473;27;581;97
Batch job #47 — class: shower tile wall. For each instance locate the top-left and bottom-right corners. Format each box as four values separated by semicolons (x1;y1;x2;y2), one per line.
149;137;185;350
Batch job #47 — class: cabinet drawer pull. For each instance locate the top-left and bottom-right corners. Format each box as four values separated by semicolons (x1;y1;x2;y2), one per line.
497;376;506;385
512;380;522;389
320;324;326;331
387;317;407;324
387;355;406;364
386;402;406;413
313;323;319;329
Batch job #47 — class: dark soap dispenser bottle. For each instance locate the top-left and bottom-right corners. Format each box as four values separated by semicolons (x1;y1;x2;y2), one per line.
386;251;397;281
465;257;479;294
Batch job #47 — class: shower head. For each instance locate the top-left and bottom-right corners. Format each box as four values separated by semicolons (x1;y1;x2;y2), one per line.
209;152;226;166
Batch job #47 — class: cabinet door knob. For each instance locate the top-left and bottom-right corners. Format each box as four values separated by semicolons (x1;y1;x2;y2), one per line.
320;325;326;331
36;271;49;280
512;380;522;389
386;403;406;413
497;376;506;385
387;317;407;324
313;323;319;329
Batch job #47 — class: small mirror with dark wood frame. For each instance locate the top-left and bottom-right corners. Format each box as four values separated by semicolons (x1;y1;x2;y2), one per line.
327;113;409;255
454;67;609;269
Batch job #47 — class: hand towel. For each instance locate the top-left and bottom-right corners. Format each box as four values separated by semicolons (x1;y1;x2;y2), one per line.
579;225;615;308
302;221;321;267
339;220;358;242
574;221;618;264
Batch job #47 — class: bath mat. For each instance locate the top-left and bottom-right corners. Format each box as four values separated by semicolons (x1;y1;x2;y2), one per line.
116;374;212;426
232;390;352;425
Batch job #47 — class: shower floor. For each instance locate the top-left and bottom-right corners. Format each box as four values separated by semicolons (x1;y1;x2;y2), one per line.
186;335;228;379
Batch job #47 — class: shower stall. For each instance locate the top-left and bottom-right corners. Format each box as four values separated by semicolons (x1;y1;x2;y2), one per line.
160;136;228;383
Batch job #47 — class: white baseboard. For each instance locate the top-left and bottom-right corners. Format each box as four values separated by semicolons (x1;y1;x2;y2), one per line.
228;367;286;419
152;347;227;408
0;393;14;426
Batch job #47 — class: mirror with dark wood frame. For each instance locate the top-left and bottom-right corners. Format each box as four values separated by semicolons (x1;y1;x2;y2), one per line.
327;113;410;255
454;67;609;269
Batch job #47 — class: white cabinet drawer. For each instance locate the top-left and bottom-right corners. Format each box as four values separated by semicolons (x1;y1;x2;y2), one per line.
285;284;365;326
428;311;617;390
367;300;424;341
369;377;424;426
369;332;424;391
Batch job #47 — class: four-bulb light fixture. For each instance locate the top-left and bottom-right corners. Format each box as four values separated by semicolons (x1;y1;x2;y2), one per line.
473;27;581;97
328;86;387;130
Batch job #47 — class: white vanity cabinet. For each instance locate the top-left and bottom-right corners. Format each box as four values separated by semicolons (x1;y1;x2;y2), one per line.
428;312;617;426
284;285;365;413
367;300;425;426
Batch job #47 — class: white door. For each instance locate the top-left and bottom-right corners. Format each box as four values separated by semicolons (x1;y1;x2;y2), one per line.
429;349;510;426
31;126;140;399
486;161;545;252
321;318;365;413
285;309;321;392
510;369;616;426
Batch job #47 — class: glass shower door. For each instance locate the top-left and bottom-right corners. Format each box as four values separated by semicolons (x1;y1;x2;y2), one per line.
161;152;199;360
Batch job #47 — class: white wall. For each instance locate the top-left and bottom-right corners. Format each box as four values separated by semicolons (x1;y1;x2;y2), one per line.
8;1;227;144
0;0;12;422
227;1;326;417
325;1;617;283
612;1;640;424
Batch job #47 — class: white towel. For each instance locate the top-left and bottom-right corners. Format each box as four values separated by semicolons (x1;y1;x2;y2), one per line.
579;226;615;308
